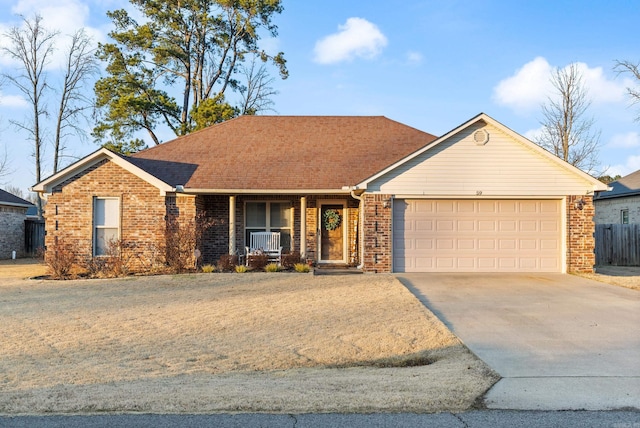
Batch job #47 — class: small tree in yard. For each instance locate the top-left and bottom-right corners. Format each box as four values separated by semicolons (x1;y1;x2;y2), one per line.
165;213;217;273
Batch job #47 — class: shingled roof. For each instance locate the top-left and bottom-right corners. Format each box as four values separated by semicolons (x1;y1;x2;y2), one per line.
0;188;34;207
595;169;640;200
130;116;438;190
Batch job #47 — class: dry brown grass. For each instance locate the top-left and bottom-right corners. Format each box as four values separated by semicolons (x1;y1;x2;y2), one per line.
0;273;498;414
0;258;48;279
576;266;640;291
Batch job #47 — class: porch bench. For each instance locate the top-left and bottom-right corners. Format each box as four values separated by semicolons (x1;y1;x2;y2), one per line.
245;231;283;266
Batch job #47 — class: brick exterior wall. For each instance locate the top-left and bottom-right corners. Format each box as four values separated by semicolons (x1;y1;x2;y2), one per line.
362;194;392;273
594;195;640;224
46;160;168;271
566;195;596;273
0;206;27;259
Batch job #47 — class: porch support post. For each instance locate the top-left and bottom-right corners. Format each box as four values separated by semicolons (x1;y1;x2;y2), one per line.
229;195;236;255
300;196;307;259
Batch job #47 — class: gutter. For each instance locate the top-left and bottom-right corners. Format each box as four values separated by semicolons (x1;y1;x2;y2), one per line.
173;188;354;195
349;188;365;270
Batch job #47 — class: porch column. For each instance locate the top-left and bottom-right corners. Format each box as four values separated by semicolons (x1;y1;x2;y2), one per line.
229;195;236;255
300;196;307;259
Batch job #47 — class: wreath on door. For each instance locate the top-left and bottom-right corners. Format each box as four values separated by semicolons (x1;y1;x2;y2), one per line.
323;209;342;231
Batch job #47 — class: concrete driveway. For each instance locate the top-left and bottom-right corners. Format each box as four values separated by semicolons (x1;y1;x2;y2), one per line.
396;273;640;411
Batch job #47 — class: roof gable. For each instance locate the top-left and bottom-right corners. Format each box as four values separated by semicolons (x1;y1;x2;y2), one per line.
361;113;608;195
32;148;174;195
131;116;437;191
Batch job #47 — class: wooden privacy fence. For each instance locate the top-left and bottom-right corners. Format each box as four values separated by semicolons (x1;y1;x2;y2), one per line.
24;219;45;255
595;224;640;266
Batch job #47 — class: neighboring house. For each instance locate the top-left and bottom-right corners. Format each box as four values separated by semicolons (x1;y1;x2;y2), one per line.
594;170;640;224
0;188;35;259
32;113;607;273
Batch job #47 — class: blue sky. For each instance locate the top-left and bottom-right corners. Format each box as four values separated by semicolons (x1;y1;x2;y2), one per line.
1;0;639;195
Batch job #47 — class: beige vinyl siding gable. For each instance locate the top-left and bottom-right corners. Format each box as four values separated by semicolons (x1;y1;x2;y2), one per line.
367;122;596;196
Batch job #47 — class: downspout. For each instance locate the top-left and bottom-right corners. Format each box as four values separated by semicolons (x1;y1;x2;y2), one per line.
350;189;365;269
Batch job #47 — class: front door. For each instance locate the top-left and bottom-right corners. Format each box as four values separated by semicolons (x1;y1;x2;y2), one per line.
320;203;345;263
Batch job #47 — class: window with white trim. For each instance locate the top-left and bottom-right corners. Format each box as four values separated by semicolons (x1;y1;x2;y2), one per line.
94;197;120;256
245;201;292;252
621;209;629;224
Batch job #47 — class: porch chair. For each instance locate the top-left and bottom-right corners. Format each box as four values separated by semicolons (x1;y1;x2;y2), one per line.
245;231;283;266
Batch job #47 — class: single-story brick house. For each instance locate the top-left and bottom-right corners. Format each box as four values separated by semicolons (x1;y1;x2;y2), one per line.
0;188;35;259
32;113;607;273
594;170;640;224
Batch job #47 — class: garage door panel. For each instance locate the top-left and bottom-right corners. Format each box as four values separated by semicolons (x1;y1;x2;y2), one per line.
394;199;561;272
478;239;496;250
457;258;475;269
457;239;475;250
541;239;559;250
478;220;496;231
499;239;517;250
415;220;433;231
415;258;433;268
436;258;455;269
519;220;538;232
458;220;475;231
415;239;433;250
499;220;517;231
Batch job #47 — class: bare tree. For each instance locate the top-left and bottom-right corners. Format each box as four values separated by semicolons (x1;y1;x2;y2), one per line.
238;56;278;115
1;15;57;217
536;63;602;174
0;144;10;182
614;60;640;121
4;184;24;198
53;29;98;173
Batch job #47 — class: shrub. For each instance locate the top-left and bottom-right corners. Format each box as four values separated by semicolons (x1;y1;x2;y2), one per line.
235;265;248;273
81;239;136;278
165;212;218;273
264;263;280;272
281;251;302;269
247;254;269;270
217;254;238;272
201;264;216;273
293;263;310;273
46;238;77;279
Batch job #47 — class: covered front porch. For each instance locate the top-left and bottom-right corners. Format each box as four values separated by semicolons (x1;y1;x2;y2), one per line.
189;193;362;267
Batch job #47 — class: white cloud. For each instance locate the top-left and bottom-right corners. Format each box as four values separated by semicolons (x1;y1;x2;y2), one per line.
313;17;388;65
0;0;106;69
493;57;629;113
0;92;28;108
493;57;553;112
523;126;545;143
406;51;423;65
575;62;628;104
608;155;640;177
608;132;640;149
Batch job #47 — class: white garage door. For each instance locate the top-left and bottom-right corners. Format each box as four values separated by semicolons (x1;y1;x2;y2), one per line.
393;199;562;272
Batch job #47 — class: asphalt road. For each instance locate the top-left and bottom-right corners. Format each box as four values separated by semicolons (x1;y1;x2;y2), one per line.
1;411;639;427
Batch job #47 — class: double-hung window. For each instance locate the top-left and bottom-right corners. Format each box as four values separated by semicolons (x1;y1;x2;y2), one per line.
245;202;292;252
94;197;120;256
621;209;629;224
